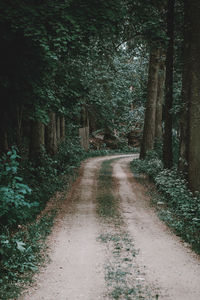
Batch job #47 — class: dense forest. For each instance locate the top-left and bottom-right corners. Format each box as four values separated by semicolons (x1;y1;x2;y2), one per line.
0;0;200;298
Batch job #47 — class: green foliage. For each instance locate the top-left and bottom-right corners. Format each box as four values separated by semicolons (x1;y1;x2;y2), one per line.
83;49;147;136
55;137;86;174
0;0;127;130
0;148;36;227
20;137;87;216
155;169;200;251
131;153;200;253
126;0;167;45
131;151;163;179
24;153;63;212
0;213;55;300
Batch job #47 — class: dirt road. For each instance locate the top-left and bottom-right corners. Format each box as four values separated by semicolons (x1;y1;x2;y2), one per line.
21;155;200;300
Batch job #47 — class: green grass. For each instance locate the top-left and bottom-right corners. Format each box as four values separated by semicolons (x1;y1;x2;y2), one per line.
98;231;153;300
97;159;121;221
96;158;155;299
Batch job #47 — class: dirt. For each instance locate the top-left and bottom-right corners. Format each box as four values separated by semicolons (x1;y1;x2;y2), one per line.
20;155;200;300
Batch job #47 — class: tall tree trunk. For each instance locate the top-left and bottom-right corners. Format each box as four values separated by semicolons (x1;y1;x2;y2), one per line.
186;0;200;192
178;0;190;174
140;47;160;159
79;106;89;151
0;130;8;156
60;116;65;141
45;112;57;155
155;49;166;141
89;111;97;134
56;115;61;144
29;121;45;158
16;105;24;151
163;0;175;169
0;111;9;155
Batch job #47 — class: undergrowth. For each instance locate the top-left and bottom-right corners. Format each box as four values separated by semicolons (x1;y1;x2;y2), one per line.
130;151;200;254
0;212;55;299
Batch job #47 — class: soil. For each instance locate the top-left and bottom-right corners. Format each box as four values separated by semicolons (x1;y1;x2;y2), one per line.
20;155;200;300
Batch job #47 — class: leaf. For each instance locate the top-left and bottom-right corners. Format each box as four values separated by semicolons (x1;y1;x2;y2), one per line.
2;240;9;245
15;176;23;182
16;241;26;252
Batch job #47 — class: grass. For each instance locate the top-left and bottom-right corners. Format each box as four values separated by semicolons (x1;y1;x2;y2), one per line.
96;158;155;299
96;159;121;221
98;230;153;300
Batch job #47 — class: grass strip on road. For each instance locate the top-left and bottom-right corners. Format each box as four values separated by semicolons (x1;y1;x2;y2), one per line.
96;158;155;300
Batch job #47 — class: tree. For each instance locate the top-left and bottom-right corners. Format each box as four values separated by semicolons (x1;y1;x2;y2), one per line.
60;116;66;141
29;121;45;158
155;49;166;141
45;112;58;156
140;47;160;159
0;0;127;156
163;0;175;169
179;0;190;174
181;0;200;192
0;112;9;154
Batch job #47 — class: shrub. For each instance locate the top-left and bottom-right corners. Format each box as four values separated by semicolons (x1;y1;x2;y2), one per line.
131;150;163;179
55;137;86;174
0;213;54;299
131;151;200;253
155;169;200;250
0;147;37;227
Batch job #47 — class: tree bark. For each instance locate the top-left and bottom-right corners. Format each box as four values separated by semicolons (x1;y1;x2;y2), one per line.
186;0;200;192
79;127;89;151
16;105;24;151
56;115;61;144
45;112;57;155
0;110;9;155
178;0;190;174
163;0;175;169
140;47;160;159
155;49;166;141
79;106;89;151
60;116;65;141
29;121;45;158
